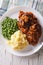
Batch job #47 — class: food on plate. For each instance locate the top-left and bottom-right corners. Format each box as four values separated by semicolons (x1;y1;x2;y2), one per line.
26;24;42;45
7;30;28;50
2;17;18;40
1;10;42;48
17;11;42;45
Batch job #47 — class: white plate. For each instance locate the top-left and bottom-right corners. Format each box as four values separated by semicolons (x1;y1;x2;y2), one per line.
0;6;43;56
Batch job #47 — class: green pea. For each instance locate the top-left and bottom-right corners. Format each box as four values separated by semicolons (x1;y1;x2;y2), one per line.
2;17;19;40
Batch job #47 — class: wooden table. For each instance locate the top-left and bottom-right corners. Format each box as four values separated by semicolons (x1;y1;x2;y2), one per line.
0;0;43;65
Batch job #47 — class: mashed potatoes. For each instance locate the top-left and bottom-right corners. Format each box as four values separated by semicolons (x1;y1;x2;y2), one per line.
7;30;29;50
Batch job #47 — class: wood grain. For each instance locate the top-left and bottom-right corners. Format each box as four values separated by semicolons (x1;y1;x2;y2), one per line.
0;47;43;65
0;0;43;65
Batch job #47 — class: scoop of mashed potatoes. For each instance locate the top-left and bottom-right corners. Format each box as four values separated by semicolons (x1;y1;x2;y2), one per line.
7;30;29;50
